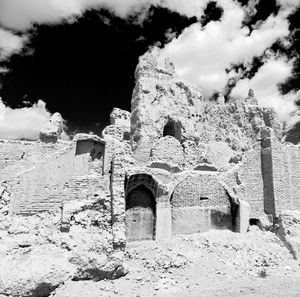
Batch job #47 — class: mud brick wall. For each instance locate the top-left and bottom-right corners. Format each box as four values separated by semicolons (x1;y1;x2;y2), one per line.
8;138;108;215
68;175;109;202
271;140;300;214
171;173;232;234
0;140;68;181
238;147;265;218
171;173;229;208
10;145;75;215
259;128;300;216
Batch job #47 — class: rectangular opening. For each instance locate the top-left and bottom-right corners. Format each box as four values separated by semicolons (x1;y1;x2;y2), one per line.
200;197;209;201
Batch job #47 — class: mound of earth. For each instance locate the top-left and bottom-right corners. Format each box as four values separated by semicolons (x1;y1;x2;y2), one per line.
50;226;300;297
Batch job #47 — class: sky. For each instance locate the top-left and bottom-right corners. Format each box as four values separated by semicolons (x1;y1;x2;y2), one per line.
0;0;299;143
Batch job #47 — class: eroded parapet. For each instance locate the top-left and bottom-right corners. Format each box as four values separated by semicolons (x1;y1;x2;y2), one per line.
102;108;131;142
217;91;225;105
131;54;203;165
110;108;130;128
134;53;176;82
130;54;283;168
39;113;64;143
245;89;258;105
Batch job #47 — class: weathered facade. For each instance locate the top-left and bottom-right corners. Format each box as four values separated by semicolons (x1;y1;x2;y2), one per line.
1;53;300;247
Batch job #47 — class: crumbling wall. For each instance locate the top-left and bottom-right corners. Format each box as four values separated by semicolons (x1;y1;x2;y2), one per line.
7;134;109;216
100;135;137;247
130;53;281;168
130;53;203;164
221;127;300;221
102;108;130;142
110;157;127;249
110;149;137;248
39;112;64;143
10;144;75;214
103;138;133;175
0;139;68;181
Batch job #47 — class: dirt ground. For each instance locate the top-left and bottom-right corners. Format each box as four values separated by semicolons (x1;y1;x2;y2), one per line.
51;227;300;297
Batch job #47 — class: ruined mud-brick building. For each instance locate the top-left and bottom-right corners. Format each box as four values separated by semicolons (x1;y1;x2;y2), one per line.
1;53;300;248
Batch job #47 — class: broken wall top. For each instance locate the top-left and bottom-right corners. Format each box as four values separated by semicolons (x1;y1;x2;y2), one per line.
130;53;282;157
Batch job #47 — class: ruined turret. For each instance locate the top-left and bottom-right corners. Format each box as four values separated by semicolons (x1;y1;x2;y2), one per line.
217;91;225;105
39;112;64;143
131;53;203;164
102;108;131;141
245;88;258;105
134;53;176;82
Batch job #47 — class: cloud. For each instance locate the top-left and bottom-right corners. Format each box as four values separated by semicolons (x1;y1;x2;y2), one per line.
276;0;300;14
153;0;299;129
157;1;290;97
231;54;300;122
0;99;52;140
0;0;299;134
0;0;156;62
0;0;153;30
155;0;209;18
0;0;213;31
0;28;26;61
286;108;300;134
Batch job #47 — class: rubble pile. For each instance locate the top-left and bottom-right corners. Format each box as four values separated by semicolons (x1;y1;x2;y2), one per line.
0;213;126;297
50;227;300;297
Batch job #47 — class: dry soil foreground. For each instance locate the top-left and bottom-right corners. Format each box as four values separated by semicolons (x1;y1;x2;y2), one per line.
51;227;300;297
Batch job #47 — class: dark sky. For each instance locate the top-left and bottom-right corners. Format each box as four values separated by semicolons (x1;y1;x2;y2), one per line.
0;6;197;135
0;1;299;140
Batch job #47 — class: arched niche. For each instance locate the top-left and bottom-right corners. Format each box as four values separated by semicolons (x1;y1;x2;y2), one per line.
125;174;158;198
171;174;234;235
163;119;182;142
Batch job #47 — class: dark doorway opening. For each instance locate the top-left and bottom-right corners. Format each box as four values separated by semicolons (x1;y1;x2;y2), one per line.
163;120;182;141
125;185;156;241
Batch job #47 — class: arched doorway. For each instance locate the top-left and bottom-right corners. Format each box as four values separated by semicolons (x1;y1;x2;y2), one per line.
125;184;156;241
